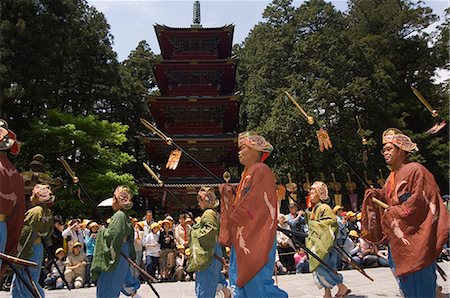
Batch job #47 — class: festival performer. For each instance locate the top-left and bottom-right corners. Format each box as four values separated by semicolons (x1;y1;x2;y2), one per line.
0;119;26;278
306;181;350;298
11;184;55;297
219;131;287;297
186;186;230;298
90;185;141;298
362;128;448;297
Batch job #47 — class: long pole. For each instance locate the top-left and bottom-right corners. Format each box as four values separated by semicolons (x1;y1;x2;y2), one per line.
6;262;40;298
141;118;223;183
58;157;160;298
142;163;191;215
285;91;371;188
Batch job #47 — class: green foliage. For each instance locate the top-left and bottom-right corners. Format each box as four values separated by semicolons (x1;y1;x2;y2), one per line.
237;0;449;196
18;109;136;219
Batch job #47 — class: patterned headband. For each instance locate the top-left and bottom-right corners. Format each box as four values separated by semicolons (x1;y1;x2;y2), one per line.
382;128;418;153
238;131;273;162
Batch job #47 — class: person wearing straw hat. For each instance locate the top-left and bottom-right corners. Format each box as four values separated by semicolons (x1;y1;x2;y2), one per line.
362;128;449;297
306;181;351;298
0;119;26;279
219;131;287;297
44;247;66;290
64;242;86;289
91;185;141;298
144;222;161;279
158;219;175;280
187;186;230;298
11;184;55;297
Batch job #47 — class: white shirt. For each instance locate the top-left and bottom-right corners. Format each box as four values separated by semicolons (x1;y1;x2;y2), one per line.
144;232;160;257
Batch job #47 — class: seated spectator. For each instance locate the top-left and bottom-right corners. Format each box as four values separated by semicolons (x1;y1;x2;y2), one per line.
174;245;187;282
64;242;86;289
358;238;379;268
294;248;309;274
44;248;66;290
346;211;360;235
345;230;363;268
276;214;295;273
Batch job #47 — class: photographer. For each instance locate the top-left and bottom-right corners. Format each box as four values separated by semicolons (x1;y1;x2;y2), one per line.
62;218;85;256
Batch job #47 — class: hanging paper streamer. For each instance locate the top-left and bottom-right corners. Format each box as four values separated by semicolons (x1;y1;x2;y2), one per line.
426;121;447;134
330;173;342;206
316;128;333;152
166;149;182;170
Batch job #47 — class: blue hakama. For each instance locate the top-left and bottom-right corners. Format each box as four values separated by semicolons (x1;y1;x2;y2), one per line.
312;249;343;289
388;247;436;298
96;242;140;298
229;239;288;298
11;242;44;298
195;242;227;298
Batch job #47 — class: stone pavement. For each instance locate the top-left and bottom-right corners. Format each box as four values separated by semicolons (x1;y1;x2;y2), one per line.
1;262;448;298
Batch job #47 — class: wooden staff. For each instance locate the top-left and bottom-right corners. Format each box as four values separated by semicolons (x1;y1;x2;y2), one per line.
142;163;190;215
141;118;223;183
0;253;37;268
285;91;371;189
5;261;40;298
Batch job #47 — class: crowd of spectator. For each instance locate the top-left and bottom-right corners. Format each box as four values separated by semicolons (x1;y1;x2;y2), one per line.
2;201;448;292
1;210;233;292
275;203;391;275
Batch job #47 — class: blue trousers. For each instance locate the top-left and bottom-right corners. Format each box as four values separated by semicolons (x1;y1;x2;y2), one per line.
195;242;227;298
0;222;5;272
388;247;436;297
11;242;45;298
96;242;140;298
312;249;343;289
229;240;287;298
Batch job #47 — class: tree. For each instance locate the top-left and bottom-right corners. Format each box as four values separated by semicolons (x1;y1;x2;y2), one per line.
18;109;136;219
236;0;449;201
0;0;120;126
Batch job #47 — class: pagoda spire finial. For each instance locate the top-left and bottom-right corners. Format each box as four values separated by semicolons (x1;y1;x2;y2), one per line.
192;1;202;28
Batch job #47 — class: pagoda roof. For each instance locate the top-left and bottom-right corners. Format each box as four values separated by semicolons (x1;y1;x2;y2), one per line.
142;134;237;142
148;97;239;134
153;59;237;97
148;95;240;101
154;24;234;60
155;24;234;31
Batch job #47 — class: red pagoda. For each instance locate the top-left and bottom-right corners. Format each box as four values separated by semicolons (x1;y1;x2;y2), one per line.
140;1;239;210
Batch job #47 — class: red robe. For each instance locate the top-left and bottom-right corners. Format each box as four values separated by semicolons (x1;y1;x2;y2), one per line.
361;162;448;276
219;162;278;288
0;153;26;277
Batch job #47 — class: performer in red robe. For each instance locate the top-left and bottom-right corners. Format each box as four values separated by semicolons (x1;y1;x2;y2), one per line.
0;119;26;278
362;128;448;297
219;131;287;297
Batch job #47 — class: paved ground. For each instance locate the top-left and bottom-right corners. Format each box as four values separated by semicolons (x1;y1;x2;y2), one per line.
1;262;448;297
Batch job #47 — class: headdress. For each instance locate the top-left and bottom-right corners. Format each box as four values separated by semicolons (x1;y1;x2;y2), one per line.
311;181;329;202
238;131;273;162
197;186;218;207
31;184;55;204
0;119;20;155
113;185;133;210
382;128;418;153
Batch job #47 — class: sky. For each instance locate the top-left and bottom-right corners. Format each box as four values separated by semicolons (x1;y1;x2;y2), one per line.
87;0;449;62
